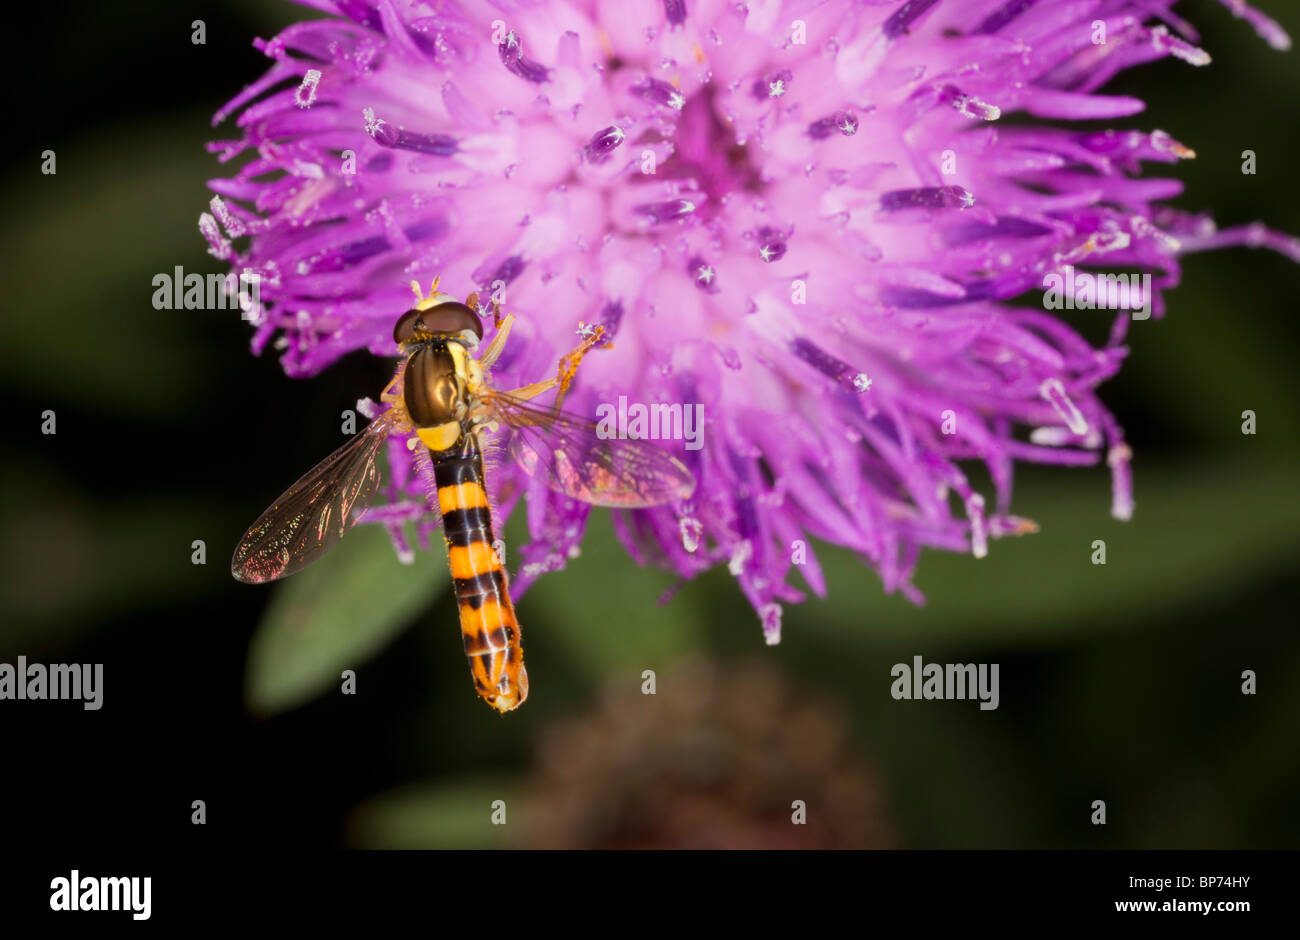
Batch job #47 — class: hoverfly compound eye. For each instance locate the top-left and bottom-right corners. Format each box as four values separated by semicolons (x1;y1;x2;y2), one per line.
393;302;483;345
420;302;483;344
393;309;422;345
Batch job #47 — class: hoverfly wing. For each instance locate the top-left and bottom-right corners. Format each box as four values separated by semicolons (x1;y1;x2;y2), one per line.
231;412;396;583
481;391;696;508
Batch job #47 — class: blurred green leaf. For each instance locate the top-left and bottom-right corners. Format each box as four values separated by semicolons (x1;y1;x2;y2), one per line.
0;461;229;655
245;524;444;716
793;456;1300;647
502;457;1298;665
508;512;711;677
347;780;516;849
0;114;224;418
1112;262;1300;453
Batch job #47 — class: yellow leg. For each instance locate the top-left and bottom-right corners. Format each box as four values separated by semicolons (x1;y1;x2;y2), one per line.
379;360;407;404
500;378;558;401
479;313;515;369
377;361;416;439
494;323;606;413
550;324;605;411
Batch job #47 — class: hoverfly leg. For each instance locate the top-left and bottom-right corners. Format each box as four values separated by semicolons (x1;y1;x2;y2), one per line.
379;360;407;405
490;322;606;414
479;312;515;369
549;323;606;411
498;378;556;401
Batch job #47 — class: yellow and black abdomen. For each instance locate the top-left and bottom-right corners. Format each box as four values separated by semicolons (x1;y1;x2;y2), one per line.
434;454;528;712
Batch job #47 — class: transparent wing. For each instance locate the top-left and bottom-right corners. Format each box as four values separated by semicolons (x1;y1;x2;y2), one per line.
480;390;697;508
231;412;396;583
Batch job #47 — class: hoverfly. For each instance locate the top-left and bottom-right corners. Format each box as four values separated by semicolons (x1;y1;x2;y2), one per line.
231;280;696;713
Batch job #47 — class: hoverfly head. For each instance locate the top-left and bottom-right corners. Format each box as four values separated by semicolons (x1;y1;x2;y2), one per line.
394;279;484;349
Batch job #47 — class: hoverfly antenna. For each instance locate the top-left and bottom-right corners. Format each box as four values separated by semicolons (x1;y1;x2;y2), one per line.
409;276;452;312
409;277;438;308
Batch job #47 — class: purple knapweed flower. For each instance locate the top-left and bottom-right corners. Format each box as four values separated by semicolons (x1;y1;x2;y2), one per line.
205;0;1297;644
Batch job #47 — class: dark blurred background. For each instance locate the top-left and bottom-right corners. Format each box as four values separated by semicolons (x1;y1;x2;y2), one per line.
1;0;1297;850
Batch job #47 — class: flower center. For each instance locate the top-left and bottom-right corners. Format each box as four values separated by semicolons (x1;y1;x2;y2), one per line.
667;88;761;210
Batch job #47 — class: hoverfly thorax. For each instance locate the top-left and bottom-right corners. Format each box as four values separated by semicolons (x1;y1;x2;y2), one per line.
404;341;464;429
395;299;484;454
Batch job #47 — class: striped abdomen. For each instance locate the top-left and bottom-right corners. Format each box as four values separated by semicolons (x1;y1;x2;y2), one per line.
433;454;528;713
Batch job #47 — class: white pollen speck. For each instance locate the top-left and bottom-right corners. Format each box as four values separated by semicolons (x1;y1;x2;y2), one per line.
295;69;322;109
728;540;752;575
198;212;232;260
1040;378;1089;435
966;493;988;559
953;92;1001;121
759;603;782;644
679;517;703;553
210;195;245;238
